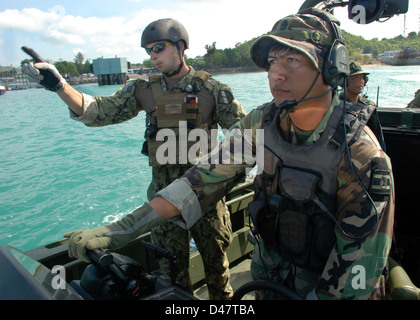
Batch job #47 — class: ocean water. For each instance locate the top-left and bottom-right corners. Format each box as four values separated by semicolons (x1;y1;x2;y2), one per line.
1;66;419;252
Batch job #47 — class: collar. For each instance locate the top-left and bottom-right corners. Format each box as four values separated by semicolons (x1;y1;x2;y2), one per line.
290;93;340;145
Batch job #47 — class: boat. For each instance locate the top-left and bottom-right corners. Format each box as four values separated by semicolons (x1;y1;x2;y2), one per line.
0;85;6;95
0;0;419;301
382;48;420;66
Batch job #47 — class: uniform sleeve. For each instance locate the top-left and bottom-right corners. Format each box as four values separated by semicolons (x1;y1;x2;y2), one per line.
316;128;395;300
70;79;144;127
155;107;264;226
208;79;246;130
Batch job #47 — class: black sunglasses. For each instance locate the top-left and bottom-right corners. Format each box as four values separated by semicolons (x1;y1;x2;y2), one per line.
145;42;173;55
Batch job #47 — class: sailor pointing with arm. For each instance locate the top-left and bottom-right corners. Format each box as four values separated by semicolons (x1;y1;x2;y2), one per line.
22;18;245;300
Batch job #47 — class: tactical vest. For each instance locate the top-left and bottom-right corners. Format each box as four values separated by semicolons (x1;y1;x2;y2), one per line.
249;100;376;272
142;71;218;167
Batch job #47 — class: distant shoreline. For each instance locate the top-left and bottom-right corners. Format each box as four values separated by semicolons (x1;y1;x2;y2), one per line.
361;61;387;68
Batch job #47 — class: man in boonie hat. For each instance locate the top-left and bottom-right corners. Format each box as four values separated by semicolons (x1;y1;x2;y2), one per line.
343;61;375;105
247;8;394;300
250;7;345;117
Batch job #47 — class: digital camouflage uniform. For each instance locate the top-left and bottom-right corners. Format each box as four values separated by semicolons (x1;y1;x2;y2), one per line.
70;67;246;300
158;92;395;300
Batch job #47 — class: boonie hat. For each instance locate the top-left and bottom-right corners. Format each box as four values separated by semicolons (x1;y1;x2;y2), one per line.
349;61;370;76
250;8;339;72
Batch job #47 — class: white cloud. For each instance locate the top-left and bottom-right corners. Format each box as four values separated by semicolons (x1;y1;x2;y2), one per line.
43;29;85;45
0;8;52;31
1;0;419;66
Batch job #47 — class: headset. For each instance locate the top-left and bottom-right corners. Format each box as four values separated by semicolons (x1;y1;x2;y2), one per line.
279;8;350;111
305;8;350;88
364;74;369;85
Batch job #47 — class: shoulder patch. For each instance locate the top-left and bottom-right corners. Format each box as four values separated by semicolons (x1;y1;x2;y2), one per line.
218;90;233;105
369;157;392;200
122;80;137;93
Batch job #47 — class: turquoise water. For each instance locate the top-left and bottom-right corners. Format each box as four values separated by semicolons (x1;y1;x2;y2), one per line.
1;66;419;252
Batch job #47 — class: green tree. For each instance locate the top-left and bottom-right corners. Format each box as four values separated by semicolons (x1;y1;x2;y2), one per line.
55;61;79;77
20;59;32;69
82;60;92;74
142;59;155;68
204;42;217;69
74;52;85;74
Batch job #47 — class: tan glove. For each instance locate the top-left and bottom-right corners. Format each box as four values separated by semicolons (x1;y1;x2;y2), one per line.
64;202;162;262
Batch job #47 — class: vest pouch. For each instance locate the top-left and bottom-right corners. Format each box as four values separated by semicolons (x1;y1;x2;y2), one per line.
249;192;290;249
147;127;206;167
276;208;311;267
309;212;336;272
156;92;199;129
275;208;335;273
280;167;320;202
275;168;335;272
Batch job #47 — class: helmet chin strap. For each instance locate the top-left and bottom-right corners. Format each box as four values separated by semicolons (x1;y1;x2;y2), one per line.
163;43;184;77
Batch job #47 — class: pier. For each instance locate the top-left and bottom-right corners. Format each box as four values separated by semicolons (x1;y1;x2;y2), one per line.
92;57;128;86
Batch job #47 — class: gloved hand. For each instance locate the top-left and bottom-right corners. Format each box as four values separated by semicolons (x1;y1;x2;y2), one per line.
64;202;163;262
22;62;66;92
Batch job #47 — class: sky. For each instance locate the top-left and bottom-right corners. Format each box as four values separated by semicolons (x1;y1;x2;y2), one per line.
0;0;419;67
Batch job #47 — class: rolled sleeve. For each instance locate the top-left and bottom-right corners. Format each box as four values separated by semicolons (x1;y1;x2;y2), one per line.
69;93;98;125
156;178;202;229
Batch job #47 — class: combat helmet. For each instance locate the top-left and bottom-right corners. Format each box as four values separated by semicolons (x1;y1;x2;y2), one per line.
141;18;189;49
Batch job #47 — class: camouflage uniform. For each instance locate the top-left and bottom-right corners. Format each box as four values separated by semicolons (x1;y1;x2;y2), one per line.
340;92;376;107
340;62;376;106
162;92;394;300
154;9;394;300
70;67;246;300
66;9;394;300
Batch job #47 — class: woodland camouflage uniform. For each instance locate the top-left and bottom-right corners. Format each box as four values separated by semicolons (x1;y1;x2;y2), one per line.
69;67;246;300
169;93;394;299
156;9;394;299
340;61;376;107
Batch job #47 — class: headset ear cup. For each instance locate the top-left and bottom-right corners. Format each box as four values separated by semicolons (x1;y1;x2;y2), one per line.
322;44;350;88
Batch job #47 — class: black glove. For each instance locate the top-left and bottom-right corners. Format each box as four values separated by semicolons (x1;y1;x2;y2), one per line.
22;62;66;92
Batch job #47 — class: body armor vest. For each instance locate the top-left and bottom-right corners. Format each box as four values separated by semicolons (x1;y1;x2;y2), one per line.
249;100;376;272
143;71;218;167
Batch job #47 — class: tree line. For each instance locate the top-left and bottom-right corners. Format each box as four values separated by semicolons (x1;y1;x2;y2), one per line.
15;30;420;77
197;31;420;69
18;52;92;78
